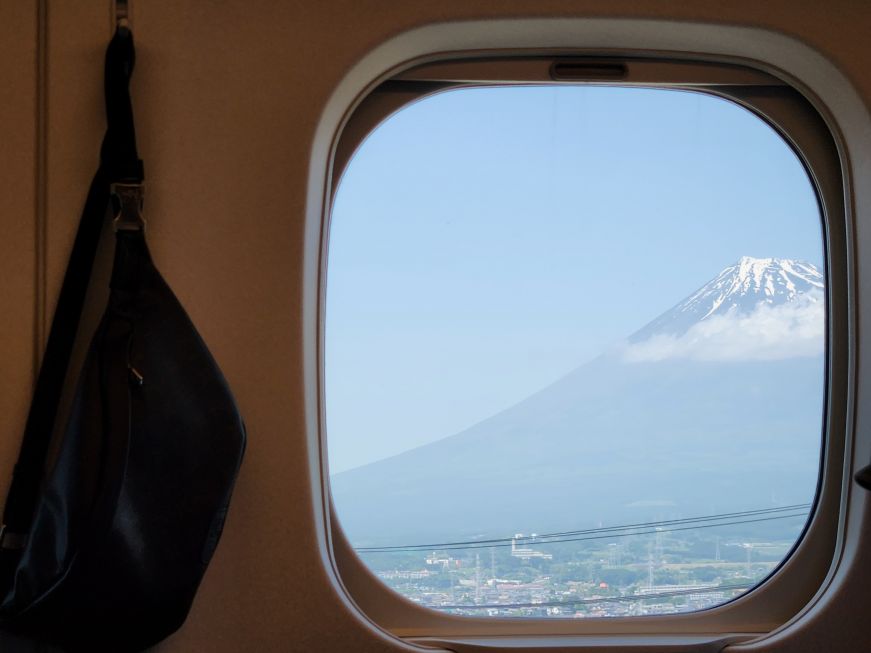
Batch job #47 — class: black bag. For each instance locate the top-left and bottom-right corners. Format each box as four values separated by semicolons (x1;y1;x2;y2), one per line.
0;25;246;652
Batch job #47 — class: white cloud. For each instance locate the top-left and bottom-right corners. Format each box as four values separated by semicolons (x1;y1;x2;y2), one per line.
621;291;825;363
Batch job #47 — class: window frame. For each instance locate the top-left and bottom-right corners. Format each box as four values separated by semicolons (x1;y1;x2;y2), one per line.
318;53;849;651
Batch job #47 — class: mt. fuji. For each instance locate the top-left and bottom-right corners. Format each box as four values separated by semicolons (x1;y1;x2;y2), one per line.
332;257;826;543
623;257;824;364
631;257;824;342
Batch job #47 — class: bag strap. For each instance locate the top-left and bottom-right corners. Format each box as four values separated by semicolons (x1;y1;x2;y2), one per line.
0;26;143;550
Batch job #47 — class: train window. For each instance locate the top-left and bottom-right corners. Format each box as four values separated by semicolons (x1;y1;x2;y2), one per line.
321;58;847;647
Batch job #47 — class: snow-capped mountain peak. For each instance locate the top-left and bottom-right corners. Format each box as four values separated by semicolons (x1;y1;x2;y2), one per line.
630;256;824;341
727;256;822;305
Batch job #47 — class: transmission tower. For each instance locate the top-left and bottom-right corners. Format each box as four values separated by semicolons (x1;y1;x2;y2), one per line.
490;548;496;582
475;553;482;604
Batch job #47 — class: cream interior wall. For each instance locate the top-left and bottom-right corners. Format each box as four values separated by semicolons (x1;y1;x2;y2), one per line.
2;1;871;652
0;5;37;527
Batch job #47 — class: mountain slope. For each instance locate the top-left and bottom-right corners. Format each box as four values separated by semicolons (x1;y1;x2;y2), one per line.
332;257;826;543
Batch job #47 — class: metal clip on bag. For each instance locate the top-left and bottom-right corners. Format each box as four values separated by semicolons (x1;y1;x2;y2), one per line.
0;26;246;652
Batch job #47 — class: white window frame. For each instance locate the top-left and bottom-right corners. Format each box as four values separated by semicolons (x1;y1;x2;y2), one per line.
313;47;852;653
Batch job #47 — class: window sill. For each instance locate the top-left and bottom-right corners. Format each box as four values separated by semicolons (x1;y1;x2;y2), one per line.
408;634;757;652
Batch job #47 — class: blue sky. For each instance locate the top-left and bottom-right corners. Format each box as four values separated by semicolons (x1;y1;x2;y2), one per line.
325;86;823;473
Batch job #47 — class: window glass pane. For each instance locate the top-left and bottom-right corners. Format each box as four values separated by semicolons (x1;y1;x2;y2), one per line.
326;86;825;618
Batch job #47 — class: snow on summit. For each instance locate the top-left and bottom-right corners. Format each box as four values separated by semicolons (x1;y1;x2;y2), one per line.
701;256;824;315
623;257;825;363
631;256;824;340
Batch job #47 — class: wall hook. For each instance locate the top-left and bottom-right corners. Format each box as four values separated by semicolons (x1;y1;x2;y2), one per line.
114;0;131;30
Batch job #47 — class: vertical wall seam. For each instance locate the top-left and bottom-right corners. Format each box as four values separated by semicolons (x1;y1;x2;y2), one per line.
33;0;47;376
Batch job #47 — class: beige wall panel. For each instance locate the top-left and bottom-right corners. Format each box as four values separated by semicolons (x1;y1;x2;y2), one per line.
0;5;36;521
3;1;871;652
44;2;109;322
117;1;871;652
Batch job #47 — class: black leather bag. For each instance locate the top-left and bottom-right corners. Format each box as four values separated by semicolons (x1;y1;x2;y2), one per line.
0;26;246;652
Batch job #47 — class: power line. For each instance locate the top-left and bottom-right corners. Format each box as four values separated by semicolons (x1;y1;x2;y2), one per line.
434;582;753;611
512;504;811;542
356;504;811;553
360;513;807;553
357;504;810;552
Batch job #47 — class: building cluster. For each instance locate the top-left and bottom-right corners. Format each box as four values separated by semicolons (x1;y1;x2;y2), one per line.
362;535;782;619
